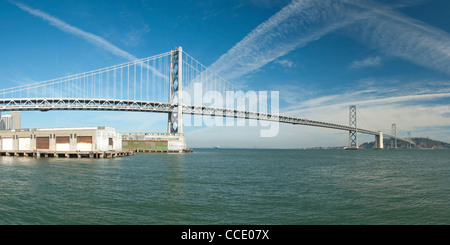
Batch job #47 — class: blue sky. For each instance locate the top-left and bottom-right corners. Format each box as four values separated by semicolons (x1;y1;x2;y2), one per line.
0;0;449;148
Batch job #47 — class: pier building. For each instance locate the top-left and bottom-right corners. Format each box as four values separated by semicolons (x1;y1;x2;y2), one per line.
0;126;127;158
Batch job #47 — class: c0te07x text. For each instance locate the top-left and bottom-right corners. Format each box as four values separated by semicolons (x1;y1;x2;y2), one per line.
181;229;269;242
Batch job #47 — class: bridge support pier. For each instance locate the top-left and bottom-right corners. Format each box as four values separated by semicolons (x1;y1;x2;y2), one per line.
374;132;384;149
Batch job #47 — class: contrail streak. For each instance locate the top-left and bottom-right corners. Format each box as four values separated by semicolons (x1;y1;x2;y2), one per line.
10;1;166;79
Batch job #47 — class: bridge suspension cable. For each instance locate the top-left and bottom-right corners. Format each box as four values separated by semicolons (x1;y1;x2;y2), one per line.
356;107;373;131
0;51;172;102
1;49;251;110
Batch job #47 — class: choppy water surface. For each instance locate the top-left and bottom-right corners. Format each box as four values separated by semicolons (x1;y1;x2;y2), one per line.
1;149;449;224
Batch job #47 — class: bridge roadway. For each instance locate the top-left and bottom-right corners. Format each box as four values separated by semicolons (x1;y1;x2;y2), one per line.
0;98;414;145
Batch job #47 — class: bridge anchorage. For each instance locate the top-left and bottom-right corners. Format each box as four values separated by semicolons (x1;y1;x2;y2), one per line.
0;46;414;151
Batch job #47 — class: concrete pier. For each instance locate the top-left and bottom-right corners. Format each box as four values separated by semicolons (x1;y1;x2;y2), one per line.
374;133;384;149
0;150;135;158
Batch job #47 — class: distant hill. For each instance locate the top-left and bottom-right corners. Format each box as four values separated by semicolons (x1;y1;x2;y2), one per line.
359;137;450;149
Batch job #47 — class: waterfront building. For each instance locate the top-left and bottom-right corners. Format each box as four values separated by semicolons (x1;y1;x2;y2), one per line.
0;111;21;130
0;115;12;130
10;111;21;130
0;126;122;152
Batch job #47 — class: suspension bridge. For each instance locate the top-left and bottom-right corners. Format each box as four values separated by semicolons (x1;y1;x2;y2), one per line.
0;47;414;149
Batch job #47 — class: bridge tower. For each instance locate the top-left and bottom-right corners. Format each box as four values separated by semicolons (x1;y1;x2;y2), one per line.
391;123;397;149
168;47;183;134
348;105;358;149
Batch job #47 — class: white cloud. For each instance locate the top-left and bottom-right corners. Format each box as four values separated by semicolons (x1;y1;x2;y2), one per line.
349;56;382;69
209;0;450;84
275;59;295;68
122;25;151;47
208;0;370;82
281;86;450;141
284;85;450;120
344;2;450;75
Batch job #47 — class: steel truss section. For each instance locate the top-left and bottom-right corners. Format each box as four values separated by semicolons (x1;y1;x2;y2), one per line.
0;98;174;113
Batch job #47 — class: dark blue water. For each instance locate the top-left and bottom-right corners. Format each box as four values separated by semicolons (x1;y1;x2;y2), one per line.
1;149;449;224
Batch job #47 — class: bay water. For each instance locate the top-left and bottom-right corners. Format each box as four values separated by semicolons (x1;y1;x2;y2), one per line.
1;149;449;224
